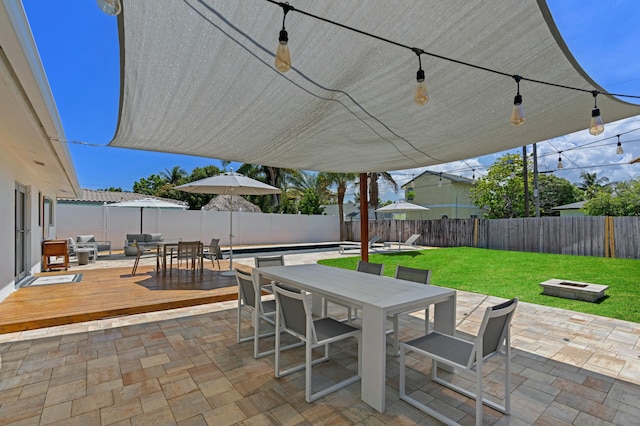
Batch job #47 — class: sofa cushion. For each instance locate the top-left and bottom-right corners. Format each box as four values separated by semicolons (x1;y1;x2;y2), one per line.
126;234;146;243
148;233;163;242
77;235;96;243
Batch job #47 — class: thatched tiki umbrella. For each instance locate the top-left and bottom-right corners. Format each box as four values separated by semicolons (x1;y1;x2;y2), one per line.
202;195;261;213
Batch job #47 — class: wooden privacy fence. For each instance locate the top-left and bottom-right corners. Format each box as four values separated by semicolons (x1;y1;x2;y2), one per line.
346;216;640;259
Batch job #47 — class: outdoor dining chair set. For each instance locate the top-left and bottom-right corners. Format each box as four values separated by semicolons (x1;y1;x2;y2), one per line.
237;259;518;425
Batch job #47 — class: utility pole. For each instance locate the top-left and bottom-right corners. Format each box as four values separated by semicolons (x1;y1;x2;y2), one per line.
523;146;529;217
533;143;540;217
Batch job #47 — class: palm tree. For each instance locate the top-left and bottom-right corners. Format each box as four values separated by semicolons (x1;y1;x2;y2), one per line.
160;166;187;186
319;172;357;240
367;172;398;218
577;172;610;200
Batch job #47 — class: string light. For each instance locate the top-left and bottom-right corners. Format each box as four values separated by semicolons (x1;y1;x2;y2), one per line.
266;1;640;134
275;3;293;73
96;0;121;16
510;75;525;126
616;134;624;155
471;169;476;184
438;172;443;187
589;91;605;136
557;152;563;169
412;48;428;106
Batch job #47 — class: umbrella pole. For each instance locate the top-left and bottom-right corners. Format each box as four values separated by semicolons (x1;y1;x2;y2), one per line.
220;195;235;276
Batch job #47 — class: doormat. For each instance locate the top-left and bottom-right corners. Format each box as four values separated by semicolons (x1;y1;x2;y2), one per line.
22;274;83;287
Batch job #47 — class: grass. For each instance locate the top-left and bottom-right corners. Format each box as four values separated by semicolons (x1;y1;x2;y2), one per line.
318;247;640;323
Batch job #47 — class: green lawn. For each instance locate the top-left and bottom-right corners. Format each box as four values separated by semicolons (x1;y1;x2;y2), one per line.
318;247;640;323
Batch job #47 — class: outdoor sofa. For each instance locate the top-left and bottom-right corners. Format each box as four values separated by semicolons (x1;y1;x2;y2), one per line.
124;233;164;256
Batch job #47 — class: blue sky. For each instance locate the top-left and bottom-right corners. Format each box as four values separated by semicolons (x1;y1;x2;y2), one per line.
22;1;640;201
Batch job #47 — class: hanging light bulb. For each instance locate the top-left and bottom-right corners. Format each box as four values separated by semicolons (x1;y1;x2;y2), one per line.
616;135;624;155
557;153;563;169
472;170;476;184
275;3;293;73
96;0;121;16
510;75;525;126
412;49;428;105
438;172;443;187
589;91;604;136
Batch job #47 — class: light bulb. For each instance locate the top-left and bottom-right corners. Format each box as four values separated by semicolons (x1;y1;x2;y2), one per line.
414;69;428;105
96;0;121;16
557;156;563;169
616;138;624;155
275;30;291;73
510;94;525;126
589;107;604;136
438;177;442;187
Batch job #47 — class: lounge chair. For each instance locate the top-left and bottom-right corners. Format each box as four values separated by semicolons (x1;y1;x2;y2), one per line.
383;233;421;250
338;236;381;254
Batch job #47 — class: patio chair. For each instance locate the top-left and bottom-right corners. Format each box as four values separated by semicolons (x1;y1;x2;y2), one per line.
324;260;384;321
203;238;223;269
254;255;285;293
384;233;421;250
66;237;98;263
273;284;362;402
399;298;518;426
389;266;432;355
236;269;302;358
131;240;142;276
338;235;381;254
170;241;202;276
77;234;112;256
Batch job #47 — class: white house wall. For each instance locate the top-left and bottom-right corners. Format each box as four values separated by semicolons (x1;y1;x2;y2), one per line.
56;205;340;249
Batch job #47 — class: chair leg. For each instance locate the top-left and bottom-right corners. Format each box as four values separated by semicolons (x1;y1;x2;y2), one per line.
392;314;400;356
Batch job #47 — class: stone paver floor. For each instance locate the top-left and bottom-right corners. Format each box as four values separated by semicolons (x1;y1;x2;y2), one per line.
1;250;639;425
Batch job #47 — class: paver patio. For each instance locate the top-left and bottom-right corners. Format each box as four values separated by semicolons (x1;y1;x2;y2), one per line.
0;250;638;425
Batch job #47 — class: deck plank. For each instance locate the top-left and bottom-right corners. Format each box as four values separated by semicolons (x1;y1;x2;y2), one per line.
0;262;245;334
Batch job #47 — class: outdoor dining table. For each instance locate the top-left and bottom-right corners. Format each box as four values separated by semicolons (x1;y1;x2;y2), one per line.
156;241;204;275
255;263;457;413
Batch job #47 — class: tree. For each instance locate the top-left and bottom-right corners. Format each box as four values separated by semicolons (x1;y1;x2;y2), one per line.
319;172;357;240
133;174;166;195
98;187;123;192
297;188;324;215
367;172;398;218
160;166;187;185
470;154;528;218
583;178;640;216
538;174;583;216
576;172;610;200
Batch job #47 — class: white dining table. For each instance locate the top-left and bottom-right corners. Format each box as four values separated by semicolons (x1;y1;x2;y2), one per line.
255;263;457;413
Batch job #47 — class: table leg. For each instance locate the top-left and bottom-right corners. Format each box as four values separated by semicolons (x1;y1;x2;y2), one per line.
360;303;386;412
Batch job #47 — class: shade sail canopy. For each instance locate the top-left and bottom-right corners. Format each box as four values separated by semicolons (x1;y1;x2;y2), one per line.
175;172;282;195
109;1;640;172
376;201;430;213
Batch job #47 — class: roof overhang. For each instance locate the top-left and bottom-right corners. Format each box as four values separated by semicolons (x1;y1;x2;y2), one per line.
0;1;79;197
109;0;640;173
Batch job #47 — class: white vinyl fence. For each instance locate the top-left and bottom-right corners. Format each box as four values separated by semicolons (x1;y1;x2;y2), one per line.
56;204;340;249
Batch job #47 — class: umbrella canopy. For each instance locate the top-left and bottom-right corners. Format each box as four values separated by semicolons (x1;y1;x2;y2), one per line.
203;195;262;213
108;198;187;233
175;172;280;275
376;201;430;213
175;172;282;196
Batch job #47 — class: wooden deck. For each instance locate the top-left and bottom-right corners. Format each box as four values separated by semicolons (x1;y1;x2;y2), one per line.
0;262;247;334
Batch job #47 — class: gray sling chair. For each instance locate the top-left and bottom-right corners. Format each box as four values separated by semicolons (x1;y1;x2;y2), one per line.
389;266;432;355
254;255;285;293
235;269;302;358
273;284;362;402
323;260;384;321
399;298;518;426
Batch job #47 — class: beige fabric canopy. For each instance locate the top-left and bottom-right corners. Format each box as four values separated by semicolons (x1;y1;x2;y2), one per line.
109;0;640;172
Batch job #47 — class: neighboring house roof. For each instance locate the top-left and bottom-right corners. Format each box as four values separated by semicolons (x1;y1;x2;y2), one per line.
552;201;586;210
402;170;474;189
58;189;188;206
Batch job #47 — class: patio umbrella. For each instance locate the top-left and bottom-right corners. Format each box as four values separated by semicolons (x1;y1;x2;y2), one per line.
108;198;187;233
175;172;281;276
376;201;430;247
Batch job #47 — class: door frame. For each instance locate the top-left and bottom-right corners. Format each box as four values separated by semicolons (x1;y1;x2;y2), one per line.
14;182;30;283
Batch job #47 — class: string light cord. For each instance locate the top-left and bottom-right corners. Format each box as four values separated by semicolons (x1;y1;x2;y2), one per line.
266;1;640;100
